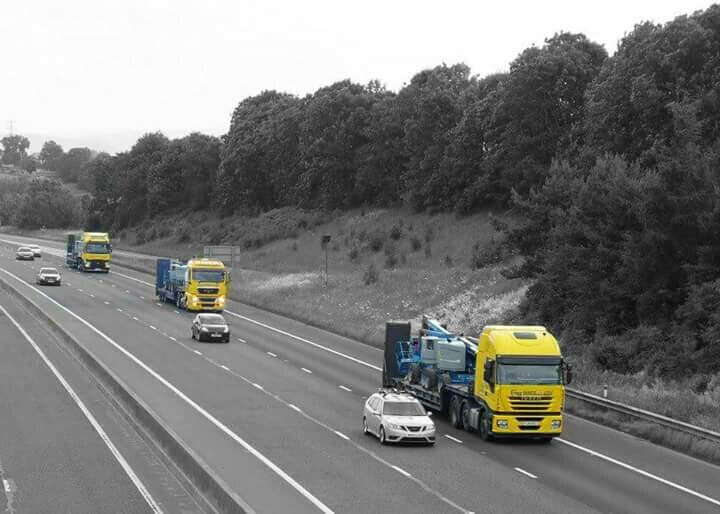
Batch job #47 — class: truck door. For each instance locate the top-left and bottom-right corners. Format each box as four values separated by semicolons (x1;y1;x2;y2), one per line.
482;358;498;409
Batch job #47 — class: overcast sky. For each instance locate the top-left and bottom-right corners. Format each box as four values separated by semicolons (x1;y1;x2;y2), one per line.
1;0;713;153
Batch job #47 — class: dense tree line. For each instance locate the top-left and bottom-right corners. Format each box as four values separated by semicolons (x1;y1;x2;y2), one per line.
0;176;84;229
76;5;720;380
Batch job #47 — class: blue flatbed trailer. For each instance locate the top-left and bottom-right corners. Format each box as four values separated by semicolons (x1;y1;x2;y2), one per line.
155;258;186;308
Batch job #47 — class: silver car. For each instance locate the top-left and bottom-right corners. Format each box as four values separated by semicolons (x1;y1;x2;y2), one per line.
362;390;435;445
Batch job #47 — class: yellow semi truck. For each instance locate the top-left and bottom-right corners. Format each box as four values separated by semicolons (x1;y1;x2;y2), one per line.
155;257;229;312
66;232;112;272
382;316;571;441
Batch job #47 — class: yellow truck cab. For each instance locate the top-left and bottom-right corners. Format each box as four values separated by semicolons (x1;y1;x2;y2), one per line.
156;257;230;312
66;232;112;272
474;326;568;440
383;318;571;442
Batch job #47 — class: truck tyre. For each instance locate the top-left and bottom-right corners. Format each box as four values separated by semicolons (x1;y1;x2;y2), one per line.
379;426;387;445
479;411;494;441
449;396;463;429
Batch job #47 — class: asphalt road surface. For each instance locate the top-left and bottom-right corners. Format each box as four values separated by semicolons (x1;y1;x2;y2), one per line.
0;235;719;513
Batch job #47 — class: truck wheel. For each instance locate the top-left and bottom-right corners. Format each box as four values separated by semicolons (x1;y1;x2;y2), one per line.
462;402;475;433
479;411;494;441
449;396;463;429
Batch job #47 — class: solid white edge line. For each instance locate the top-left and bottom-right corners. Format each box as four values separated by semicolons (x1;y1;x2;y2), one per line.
0;305;163;513
301;368;312;374
266;352;277;358
334;431;350;441
168;336;177;342
0;267;334;514
252;383;264;390
444;434;463;444
149;325;157;330
391;465;411;478
289;404;302;413
556;438;720;507
220;365;230;371
193;350;202;356
514;467;537;479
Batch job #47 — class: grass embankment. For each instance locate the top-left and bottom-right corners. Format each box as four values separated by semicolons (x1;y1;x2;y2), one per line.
4;208;720;444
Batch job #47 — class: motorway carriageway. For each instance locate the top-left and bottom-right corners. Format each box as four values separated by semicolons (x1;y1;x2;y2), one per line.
1;236;719;513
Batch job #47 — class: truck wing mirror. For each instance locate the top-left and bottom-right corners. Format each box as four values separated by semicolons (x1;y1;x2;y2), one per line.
563;362;573;385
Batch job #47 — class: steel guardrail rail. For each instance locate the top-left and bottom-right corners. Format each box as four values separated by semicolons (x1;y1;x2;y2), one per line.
566;387;720;444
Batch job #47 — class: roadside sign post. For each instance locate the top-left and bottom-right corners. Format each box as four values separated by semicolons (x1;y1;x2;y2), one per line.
321;235;331;287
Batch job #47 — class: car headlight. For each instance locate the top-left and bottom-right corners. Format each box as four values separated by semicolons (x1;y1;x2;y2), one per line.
497;419;509;429
200;327;208;332
388;423;402;430
551;420;562;430
223;326;229;333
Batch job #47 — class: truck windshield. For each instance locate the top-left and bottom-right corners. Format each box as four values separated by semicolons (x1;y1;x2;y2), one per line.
85;243;110;254
383;402;426;416
497;362;562;385
191;269;225;282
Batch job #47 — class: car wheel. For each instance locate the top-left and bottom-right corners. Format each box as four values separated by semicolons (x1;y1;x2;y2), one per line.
191;330;195;340
379;426;387;445
224;336;230;343
362;417;369;435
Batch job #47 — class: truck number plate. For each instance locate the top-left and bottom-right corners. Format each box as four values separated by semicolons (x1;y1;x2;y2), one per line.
518;421;540;427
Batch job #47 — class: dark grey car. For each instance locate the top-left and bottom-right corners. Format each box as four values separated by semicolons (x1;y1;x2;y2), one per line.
191;313;230;343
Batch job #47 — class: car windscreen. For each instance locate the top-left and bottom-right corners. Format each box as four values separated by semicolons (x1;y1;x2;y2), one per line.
191;269;225;282
199;315;226;324
382;402;426;416
85;242;110;254
18;247;30;251
40;268;58;274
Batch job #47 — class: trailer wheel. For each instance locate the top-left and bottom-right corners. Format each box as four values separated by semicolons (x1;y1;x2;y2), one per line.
449;396;463;429
408;364;421;384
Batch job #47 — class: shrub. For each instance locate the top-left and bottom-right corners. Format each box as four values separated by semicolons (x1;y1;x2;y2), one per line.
291;241;298;251
410;236;422;252
368;230;386;252
384;241;398;268
471;238;504;269
389;224;403;240
348;245;360;262
424;226;434;244
135;229;146;246
363;263;379;285
175;223;191;243
444;255;454;268
424;244;432;259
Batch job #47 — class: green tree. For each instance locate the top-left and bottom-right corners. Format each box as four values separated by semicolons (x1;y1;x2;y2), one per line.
39;140;64;170
57;147;94;182
1;135;30;165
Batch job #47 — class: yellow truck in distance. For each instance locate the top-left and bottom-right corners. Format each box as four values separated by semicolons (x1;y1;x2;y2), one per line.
66;232;112;272
156;257;230;312
383;317;571;441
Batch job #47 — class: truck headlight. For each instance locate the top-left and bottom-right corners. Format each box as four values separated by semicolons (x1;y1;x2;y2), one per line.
497;420;509;429
104;262;109;267
189;295;198;304
551;420;562;430
218;296;226;305
85;262;91;267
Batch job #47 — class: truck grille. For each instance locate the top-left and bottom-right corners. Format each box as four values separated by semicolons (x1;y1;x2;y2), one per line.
198;288;219;295
509;393;553;412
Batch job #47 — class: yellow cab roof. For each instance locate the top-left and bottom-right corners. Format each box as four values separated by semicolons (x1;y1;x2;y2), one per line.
187;258;225;269
480;325;561;357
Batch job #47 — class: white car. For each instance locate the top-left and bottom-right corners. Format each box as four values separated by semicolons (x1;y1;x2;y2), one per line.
363;390;435;445
15;247;34;261
27;244;42;257
36;267;61;286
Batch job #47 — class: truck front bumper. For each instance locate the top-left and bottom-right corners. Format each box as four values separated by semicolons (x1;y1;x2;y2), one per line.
490;415;563;437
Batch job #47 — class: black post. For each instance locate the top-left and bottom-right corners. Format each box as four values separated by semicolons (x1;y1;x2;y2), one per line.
321;235;331;287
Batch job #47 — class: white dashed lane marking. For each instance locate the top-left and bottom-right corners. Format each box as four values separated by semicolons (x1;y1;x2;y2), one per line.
514;467;538;479
301;368;312;374
339;385;352;392
444;434;463;444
